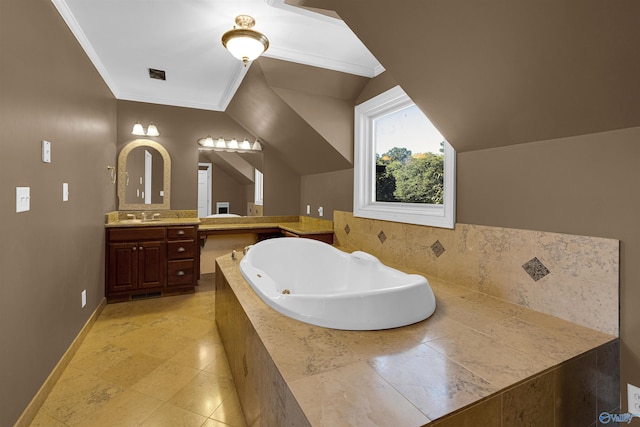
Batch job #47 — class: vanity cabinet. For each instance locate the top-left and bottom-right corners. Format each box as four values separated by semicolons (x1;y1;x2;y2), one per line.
280;230;334;244
166;226;197;287
106;225;198;302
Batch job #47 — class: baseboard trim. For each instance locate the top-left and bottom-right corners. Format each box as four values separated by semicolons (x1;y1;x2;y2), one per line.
14;298;107;427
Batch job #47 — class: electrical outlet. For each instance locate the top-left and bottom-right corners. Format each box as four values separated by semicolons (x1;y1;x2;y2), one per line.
318;206;323;217
81;290;87;308
306;205;310;215
628;383;640;415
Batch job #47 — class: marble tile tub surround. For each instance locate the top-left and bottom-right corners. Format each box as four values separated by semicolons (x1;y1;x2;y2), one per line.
333;211;619;336
215;256;618;426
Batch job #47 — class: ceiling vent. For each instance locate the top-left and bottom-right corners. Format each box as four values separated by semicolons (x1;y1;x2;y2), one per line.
148;68;166;80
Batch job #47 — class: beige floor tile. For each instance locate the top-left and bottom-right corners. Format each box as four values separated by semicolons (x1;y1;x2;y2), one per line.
97;352;166;388
169;336;226;370
130;360;201;401
28;411;67;427
168;370;237;417
75;388;162;427
139;402;209;427
28;278;245;427
39;367;126;425
210;387;247;426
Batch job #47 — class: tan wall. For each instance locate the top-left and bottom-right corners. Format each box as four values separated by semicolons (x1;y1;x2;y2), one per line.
116;100;252;210
211;165;251;216
300;169;354;221
457;127;640;403
0;0;117;425
263;148;300;216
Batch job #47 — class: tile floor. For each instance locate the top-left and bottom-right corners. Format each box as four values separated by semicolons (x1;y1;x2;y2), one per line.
29;275;247;427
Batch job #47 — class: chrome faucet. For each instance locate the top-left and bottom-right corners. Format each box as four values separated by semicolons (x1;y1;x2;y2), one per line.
126;213;136;220
243;245;253;255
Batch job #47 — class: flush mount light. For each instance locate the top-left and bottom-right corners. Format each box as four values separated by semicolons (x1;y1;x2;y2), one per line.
131;122;160;137
198;136;262;152
221;15;269;66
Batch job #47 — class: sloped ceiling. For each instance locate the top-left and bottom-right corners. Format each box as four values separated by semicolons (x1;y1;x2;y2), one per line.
225;58;366;175
294;0;640;153
199;151;261;185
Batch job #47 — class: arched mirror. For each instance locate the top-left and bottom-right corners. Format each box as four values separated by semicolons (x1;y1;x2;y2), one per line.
118;139;171;210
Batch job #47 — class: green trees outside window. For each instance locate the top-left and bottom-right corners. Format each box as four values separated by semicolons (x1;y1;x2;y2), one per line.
376;144;444;204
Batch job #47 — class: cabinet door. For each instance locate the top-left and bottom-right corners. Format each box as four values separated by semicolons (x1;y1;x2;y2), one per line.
138;240;167;289
108;242;138;292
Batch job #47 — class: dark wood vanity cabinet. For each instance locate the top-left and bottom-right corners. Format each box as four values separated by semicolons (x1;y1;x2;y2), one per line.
166;226;197;287
106;225;198;302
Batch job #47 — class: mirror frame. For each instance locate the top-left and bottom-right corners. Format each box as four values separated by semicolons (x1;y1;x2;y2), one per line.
117;139;171;210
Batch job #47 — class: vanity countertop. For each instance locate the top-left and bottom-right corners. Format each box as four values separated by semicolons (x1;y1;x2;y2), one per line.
216;254;617;425
104;210;200;228
104;218;201;228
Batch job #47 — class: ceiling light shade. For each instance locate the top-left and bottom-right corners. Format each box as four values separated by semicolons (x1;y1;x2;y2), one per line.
221;15;269;66
132;122;145;135
146;123;160;137
216;137;227;149
197;135;215;148
198;136;262;152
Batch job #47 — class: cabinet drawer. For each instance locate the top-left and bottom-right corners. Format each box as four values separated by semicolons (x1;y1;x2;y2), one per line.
108;227;165;242
167;260;194;285
167;240;195;260
167;226;196;240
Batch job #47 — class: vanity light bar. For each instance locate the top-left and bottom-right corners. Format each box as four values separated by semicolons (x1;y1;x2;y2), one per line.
197;136;262;152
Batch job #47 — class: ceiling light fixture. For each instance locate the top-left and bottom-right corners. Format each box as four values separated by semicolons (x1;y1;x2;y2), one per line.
131;122;160;137
221;15;269;67
198;136;262;152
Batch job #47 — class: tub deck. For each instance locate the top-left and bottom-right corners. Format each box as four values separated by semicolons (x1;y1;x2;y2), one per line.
215;254;618;426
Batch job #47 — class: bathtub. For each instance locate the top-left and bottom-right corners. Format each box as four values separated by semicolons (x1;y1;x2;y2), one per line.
239;237;436;330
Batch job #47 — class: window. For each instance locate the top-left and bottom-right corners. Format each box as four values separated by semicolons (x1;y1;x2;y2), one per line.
354;85;455;228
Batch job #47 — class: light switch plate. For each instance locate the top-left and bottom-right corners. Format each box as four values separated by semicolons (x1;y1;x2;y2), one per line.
62;183;69;201
42;140;51;163
16;187;30;212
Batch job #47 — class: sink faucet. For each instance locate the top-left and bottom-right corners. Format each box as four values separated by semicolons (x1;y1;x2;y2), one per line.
126;213;136;220
243;245;253;255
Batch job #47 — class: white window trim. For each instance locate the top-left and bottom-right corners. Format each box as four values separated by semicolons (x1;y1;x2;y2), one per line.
354;85;456;229
254;169;264;206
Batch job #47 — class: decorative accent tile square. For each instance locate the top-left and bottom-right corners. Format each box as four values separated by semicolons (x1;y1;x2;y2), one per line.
522;257;550;282
378;231;387;244
344;224;351;235
431;240;445;258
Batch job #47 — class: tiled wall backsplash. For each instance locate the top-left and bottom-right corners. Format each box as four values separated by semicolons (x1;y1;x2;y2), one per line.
333;211;619;336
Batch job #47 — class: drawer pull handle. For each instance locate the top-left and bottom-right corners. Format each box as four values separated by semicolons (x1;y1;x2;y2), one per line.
132;247;137;251
177;247;186;253
177;230;185;236
177;270;185;276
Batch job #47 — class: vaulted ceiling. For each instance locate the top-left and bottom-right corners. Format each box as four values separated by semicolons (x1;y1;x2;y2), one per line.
56;0;640;180
296;0;640;152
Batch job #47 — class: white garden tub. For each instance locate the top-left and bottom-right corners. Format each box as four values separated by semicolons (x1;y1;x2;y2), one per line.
239;237;436;330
